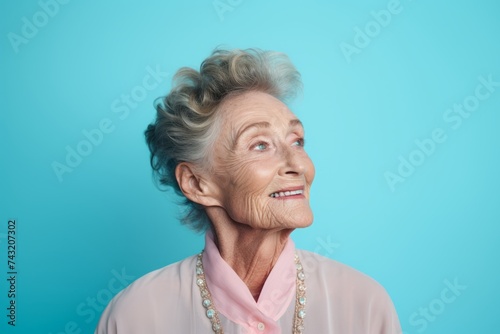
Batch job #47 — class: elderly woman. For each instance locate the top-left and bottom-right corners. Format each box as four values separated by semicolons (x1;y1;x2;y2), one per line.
96;48;402;333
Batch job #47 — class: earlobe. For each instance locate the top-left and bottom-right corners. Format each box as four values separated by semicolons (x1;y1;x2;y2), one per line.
175;162;221;207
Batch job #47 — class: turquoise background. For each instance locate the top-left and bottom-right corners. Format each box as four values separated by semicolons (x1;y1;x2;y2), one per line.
1;0;499;333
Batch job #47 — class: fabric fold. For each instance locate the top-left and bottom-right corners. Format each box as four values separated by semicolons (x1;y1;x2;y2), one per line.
202;230;296;328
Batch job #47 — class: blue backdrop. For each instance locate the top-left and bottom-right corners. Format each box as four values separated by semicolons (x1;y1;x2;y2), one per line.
1;1;499;333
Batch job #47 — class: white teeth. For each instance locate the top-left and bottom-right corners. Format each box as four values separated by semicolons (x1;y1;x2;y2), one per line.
270;190;304;198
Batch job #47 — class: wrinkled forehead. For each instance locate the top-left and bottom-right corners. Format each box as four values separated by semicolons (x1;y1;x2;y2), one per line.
217;91;297;130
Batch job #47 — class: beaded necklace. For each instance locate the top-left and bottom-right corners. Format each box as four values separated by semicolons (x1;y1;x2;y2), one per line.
195;251;307;333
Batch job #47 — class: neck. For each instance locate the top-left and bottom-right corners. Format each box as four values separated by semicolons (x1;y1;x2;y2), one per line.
207;208;293;301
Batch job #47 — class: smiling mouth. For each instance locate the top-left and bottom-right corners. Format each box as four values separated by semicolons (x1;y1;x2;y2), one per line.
269;189;304;198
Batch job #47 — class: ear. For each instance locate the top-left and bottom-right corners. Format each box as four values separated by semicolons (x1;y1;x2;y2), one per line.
175;162;221;207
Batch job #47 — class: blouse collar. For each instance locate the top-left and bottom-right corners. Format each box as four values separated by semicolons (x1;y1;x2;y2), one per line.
202;230;296;327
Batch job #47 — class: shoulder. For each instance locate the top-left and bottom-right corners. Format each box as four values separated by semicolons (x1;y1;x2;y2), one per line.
298;249;396;310
95;255;197;333
112;254;196;306
297;250;401;332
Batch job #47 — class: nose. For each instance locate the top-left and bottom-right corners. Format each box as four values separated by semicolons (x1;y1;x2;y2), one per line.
278;144;306;177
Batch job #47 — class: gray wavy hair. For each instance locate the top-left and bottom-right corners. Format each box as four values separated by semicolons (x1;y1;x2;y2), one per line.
144;48;302;232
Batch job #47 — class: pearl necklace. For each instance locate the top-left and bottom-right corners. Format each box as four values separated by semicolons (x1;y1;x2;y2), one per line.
195;251;307;333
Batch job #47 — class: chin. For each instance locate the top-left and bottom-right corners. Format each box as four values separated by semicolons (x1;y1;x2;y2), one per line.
286;211;314;229
296;218;314;229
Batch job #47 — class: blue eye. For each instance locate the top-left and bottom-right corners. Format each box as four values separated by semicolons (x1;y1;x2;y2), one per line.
254;142;268;151
292;138;305;147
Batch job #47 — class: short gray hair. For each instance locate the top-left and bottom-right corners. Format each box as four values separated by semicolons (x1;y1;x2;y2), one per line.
144;48;302;232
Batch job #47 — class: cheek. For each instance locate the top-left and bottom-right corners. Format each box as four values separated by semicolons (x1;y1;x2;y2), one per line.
218;151;277;189
216;156;279;215
233;165;277;205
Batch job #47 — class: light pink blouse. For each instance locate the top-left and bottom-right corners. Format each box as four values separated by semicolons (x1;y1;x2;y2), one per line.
96;232;402;333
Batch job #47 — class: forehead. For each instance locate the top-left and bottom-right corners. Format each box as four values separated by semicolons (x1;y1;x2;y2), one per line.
218;91;296;128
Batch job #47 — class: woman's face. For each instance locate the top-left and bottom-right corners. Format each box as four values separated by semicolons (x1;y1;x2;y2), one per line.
207;90;315;230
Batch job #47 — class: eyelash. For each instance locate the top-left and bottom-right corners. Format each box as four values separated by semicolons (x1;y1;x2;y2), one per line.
252;137;305;151
293;138;305;147
253;142;269;151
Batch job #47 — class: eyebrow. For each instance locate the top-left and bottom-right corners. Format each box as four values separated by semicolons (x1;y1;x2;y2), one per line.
289;119;303;128
232;119;304;148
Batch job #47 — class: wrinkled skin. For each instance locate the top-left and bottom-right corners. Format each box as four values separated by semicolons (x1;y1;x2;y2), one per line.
178;90;315;300
208;90;315;231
